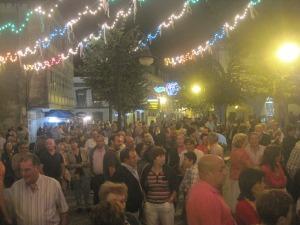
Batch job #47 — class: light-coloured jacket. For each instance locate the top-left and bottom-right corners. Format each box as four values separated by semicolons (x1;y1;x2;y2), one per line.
66;148;90;180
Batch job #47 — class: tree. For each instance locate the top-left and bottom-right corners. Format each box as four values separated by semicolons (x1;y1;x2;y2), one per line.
77;24;149;128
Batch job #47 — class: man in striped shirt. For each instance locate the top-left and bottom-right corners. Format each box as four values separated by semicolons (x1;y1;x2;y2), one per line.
6;153;69;225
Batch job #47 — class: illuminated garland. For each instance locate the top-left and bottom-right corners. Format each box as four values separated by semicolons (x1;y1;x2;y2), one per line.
164;0;262;66
0;0;65;35
139;0;203;48
23;7;134;71
0;1;107;65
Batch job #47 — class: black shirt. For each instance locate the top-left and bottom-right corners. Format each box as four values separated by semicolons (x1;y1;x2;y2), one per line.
39;151;63;180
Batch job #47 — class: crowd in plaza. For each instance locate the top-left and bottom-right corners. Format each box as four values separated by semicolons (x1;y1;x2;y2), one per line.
0;115;300;225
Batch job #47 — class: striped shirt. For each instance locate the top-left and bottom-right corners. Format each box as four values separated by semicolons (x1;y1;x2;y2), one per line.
8;174;69;225
146;170;171;204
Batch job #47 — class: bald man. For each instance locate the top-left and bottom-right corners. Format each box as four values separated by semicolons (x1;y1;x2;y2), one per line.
186;155;235;225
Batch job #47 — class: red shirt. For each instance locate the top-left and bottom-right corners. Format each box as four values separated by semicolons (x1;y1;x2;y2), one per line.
196;144;209;154
186;181;235;225
261;163;287;189
230;148;254;180
236;199;260;225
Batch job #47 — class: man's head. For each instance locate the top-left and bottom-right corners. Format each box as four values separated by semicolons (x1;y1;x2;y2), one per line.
207;132;218;145
110;134;122;150
20;154;40;185
176;134;185;147
96;135;105;148
125;136;135;150
184;138;196;152
18;142;29;154
120;149;138;168
256;190;293;225
248;132;259;148
198;155;227;189
70;138;78;150
151;147;166;167
183;151;197;169
92;130;99;140
46;138;56;152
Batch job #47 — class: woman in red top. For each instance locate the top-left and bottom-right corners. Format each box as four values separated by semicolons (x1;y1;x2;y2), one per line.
227;133;254;212
261;145;287;189
236;168;265;225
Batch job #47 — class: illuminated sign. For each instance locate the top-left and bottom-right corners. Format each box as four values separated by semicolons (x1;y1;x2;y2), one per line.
154;81;181;96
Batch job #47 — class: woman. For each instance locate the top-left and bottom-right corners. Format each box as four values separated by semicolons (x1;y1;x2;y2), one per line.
66;138;91;212
141;147;177;225
228;133;254;212
261;145;287;189
1;142;15;187
91;181;139;225
0;160;11;224
236;168;265;225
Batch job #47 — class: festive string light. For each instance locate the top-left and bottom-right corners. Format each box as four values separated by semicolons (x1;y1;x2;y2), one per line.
0;0;65;35
164;0;262;66
0;0;146;66
23;7;134;71
139;0;202;48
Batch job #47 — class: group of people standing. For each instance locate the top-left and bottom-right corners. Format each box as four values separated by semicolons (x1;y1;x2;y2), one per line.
0;118;300;225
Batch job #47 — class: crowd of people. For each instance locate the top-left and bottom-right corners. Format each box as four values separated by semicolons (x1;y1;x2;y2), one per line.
0;116;300;225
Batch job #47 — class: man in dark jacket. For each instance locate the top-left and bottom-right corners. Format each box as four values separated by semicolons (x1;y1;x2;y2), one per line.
113;149;143;218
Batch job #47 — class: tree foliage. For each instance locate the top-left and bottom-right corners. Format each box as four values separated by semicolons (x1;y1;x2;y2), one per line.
77;24;150;126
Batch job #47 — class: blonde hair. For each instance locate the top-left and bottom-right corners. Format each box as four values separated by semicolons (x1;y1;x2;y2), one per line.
99;181;128;201
232;133;248;148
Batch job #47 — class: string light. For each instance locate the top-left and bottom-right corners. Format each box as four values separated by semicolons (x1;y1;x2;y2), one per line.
0;0;65;35
23;7;134;71
139;0;202;48
164;0;262;66
0;1;107;65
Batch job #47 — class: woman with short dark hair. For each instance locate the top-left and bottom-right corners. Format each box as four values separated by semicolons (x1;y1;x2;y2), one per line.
261;145;287;189
236;168;265;225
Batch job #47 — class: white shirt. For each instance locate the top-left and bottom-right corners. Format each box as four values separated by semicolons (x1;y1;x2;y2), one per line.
8;174;69;225
245;144;265;166
92;148;105;175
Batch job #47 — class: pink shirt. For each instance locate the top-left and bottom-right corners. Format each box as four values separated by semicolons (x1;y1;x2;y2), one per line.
261;163;287;189
230;148;254;180
186;181;235;225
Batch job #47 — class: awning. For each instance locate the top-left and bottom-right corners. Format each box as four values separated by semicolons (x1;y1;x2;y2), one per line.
45;110;74;118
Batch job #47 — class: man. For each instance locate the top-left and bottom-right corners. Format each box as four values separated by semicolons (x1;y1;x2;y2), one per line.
90;135;106;204
286;140;300;179
245;132;265;166
179;138;203;168
255;124;271;146
11;142;30;179
7;154;69;225
282;125;298;166
103;134;122;180
186;155;234;225
85;130;99;153
256;190;293;225
207;132;224;158
113;149;143;218
39;138;64;181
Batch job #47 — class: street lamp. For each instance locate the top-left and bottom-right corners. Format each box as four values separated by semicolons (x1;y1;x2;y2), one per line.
276;42;300;63
191;84;202;94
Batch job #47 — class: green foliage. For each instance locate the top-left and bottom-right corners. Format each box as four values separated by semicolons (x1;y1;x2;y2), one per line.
77;24;150;120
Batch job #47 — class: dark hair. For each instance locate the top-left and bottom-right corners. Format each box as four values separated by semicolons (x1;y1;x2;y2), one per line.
184;151;197;164
261;145;281;171
151;146;166;162
120;148;135;163
109;133;119;146
184;137;196;146
20;153;41;166
238;168;264;201
69;138;78;144
91;201;125;225
200;133;208;140
256;190;293;225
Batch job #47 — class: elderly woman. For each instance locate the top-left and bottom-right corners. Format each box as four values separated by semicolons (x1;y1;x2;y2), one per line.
91;181;139;225
228;133;254;212
236;168;265;225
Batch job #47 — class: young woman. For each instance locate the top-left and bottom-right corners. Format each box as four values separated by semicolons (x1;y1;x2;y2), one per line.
236;168;265;225
261;145;287;190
